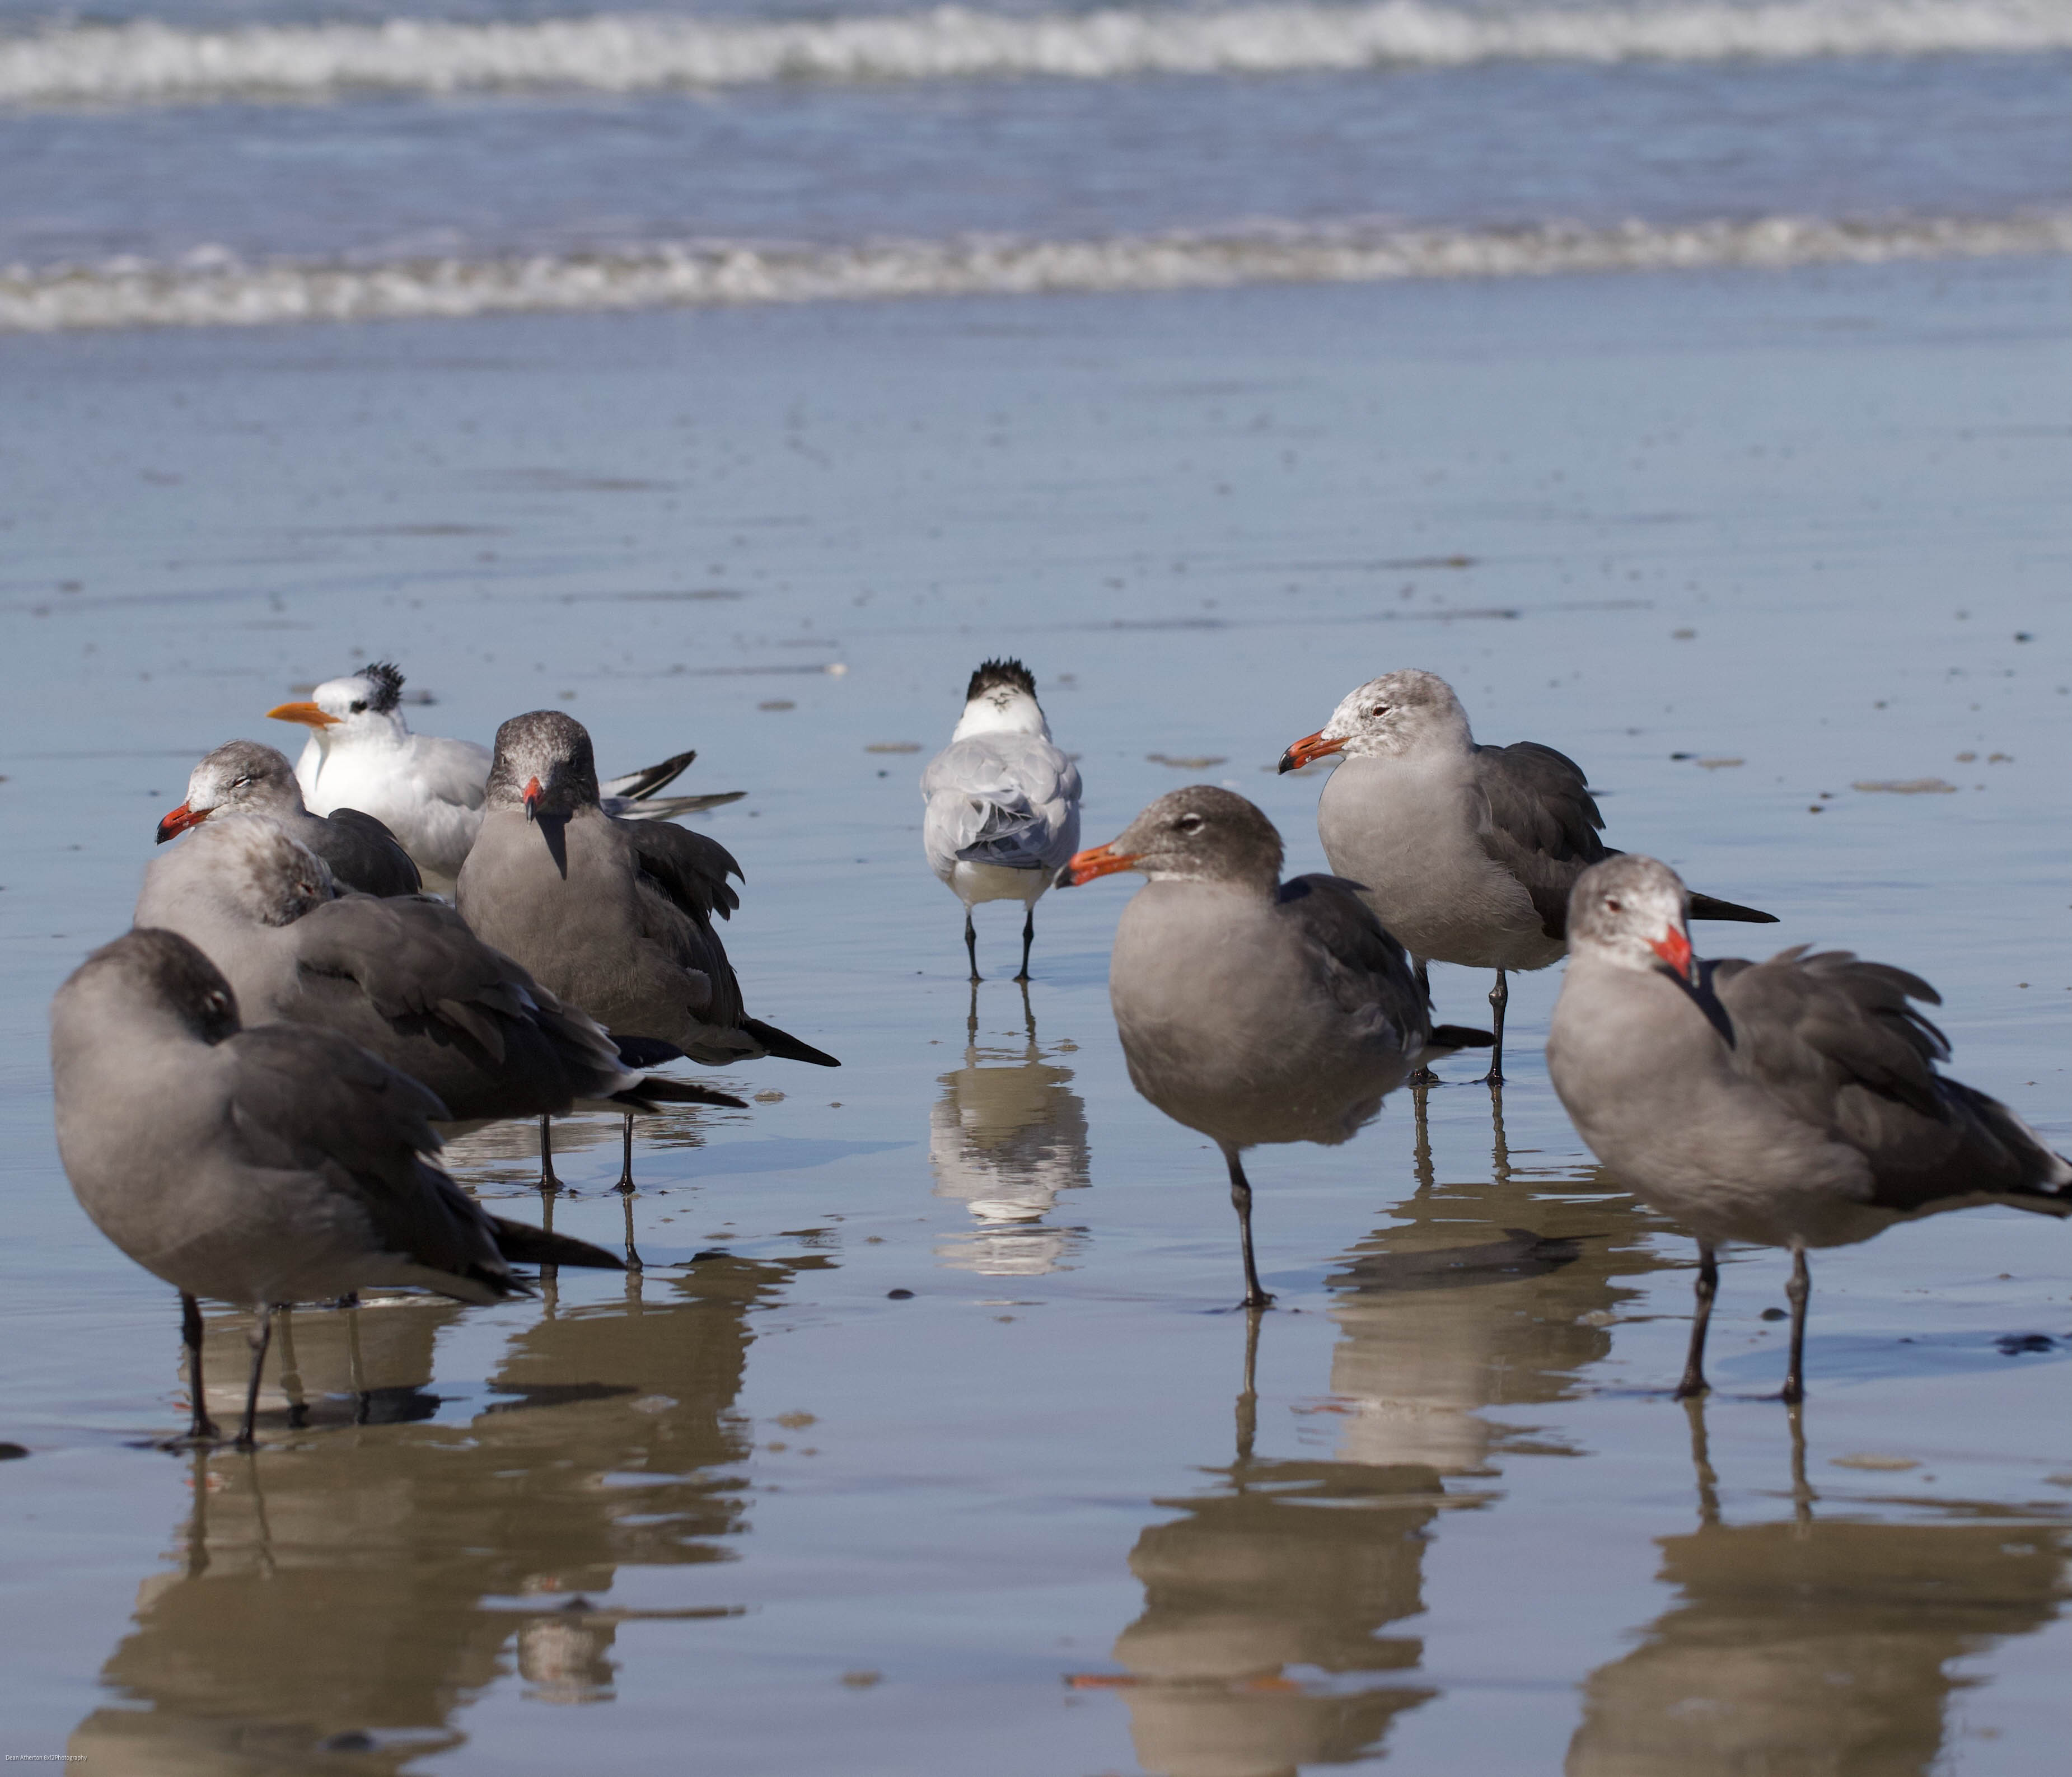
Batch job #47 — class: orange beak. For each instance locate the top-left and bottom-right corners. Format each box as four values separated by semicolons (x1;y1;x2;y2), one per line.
523;775;542;821
1649;925;1695;983
155;801;205;844
266;700;339;729
1277;730;1344;774
1055;841;1139;888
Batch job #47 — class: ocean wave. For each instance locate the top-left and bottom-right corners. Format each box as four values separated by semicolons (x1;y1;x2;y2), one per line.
2;2;2067;107
3;213;2064;332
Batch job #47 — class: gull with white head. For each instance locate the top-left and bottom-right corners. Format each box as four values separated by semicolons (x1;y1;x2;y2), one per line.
1547;854;2071;1401
269;660;743;884
1279;668;1776;1083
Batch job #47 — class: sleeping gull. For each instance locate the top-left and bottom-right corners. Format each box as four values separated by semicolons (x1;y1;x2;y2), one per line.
156;739;421;898
50;928;623;1447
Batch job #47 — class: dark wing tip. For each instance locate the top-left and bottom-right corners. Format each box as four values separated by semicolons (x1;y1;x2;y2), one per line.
740;1016;840;1067
1687;892;1778;924
1428;1024;1496;1050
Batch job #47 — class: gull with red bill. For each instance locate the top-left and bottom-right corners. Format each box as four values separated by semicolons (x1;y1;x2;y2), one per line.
457;711;839;1189
268;660;743;885
156;739;421;899
1547;854;2071;1402
1278;668;1776;1083
1058;785;1490;1308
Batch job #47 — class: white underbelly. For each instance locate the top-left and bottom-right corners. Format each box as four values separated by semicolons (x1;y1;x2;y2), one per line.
950;861;1050;907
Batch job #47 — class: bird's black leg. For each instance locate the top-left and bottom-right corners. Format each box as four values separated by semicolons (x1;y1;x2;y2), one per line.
274;1306;307;1430
235;1307;275;1450
1675;1243;1718;1399
964;909;981;984
1781;1246;1811;1404
616;1112;644;1270
1410;959;1441;1086
1014;905;1035;983
1481;969;1509;1084
538;1114;561;1192
176;1292;220;1446
1224;1148;1274;1310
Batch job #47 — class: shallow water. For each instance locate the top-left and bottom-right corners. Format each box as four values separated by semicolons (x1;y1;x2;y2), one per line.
1;255;2067;1771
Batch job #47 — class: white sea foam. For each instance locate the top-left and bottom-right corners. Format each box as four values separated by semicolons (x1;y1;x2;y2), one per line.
1;2;2066;107
3;213;2064;333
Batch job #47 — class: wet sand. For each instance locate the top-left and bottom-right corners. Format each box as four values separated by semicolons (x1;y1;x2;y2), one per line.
1;255;2066;1773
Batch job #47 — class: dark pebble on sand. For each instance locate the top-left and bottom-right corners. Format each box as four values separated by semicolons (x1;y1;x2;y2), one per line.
1761;1307;1787;1321
1995;1333;2056;1356
0;1443;27;1461
887;1289;914;1300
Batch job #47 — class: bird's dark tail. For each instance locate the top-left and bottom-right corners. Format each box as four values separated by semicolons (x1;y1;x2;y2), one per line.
741;1016;841;1067
1945;1079;2072;1214
601;749;696;801
1689;892;1778;924
488;1219;626;1271
612;1077;749;1112
1427;1025;1496;1053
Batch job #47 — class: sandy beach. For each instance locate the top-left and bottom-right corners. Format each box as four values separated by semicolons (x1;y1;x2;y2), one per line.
0;249;2064;1770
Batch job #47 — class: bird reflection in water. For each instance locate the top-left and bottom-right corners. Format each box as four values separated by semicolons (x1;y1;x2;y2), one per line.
69;1252;821;1772
932;985;1090;1277
441;1097;749;1270
1074;1314;1442;1777
1325;1087;1671;1477
1079;1117;1688;1776
1567;1402;2069;1776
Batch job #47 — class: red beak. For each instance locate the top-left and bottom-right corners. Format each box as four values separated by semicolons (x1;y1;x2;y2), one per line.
1649;924;1695;983
1056;841;1140;888
1278;730;1344;774
523;775;542;821
156;802;206;844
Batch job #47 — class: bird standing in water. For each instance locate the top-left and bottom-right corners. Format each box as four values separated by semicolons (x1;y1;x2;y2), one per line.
1060;786;1489;1307
923;658;1082;982
1547;854;2070;1401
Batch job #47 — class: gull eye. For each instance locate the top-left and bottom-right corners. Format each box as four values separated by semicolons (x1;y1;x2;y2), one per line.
1369;704;1389;718
348;700;368;714
230;774;250;789
1605;897;1623;913
1176;812;1205;833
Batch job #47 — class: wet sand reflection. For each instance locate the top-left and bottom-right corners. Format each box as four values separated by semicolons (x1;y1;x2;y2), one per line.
932;985;1089;1277
1567;1405;2069;1776
69;1253;820;1772
1089;1103;1677;1775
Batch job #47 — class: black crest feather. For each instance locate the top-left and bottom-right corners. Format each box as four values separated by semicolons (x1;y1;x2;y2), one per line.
966;657;1037;702
361;661;405;714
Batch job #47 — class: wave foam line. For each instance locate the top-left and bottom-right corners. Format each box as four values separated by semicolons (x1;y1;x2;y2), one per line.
3;2;2069;107
4;213;2065;333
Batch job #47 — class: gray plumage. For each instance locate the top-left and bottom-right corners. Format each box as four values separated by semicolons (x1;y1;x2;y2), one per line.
1547;854;2070;1400
922;658;1082;981
1062;785;1488;1305
159;740;421;898
1281;668;1775;1080
133;816;742;1124
50;928;621;1444
457;710;838;1070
